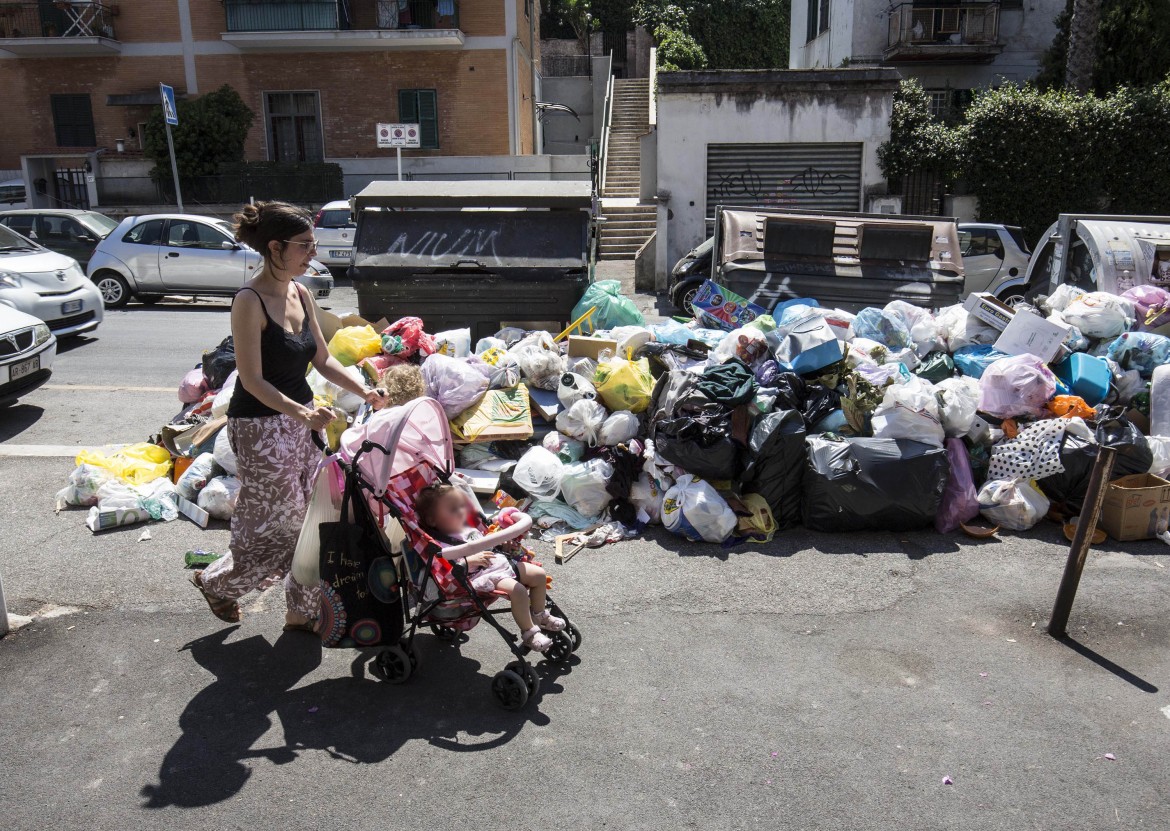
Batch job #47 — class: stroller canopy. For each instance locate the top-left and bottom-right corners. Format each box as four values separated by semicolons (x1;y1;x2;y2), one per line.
340;397;454;495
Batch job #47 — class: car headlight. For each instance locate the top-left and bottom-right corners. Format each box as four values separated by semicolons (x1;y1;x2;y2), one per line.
0;270;22;289
33;323;51;345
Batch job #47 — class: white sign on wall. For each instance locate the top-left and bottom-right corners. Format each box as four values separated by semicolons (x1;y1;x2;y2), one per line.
376;123;421;149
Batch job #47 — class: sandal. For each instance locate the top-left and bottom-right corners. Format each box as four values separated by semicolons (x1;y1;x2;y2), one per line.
532;609;566;632
283;619;319;634
521;626;553;653
190;571;241;623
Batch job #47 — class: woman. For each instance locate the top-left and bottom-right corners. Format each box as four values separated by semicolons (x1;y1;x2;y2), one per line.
191;201;387;632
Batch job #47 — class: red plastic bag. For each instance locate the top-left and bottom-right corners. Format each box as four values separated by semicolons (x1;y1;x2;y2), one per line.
381;316;436;358
936;438;980;533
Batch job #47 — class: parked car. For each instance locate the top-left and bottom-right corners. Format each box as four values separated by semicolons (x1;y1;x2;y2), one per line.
669;236;714;312
86;214;334;308
957;222;1031;306
0;304;56;406
314;199;356;268
0;223;104;336
0;179;27;210
0;209;119;268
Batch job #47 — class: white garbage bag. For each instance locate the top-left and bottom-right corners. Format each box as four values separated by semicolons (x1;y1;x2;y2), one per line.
307;365;366;413
662;474;737;544
198;475;241;521
630;473;664;524
870;377;944;447
510;331;565;391
542;430;585;463
511;446;565;500
977;479;1050;531
213;426;237;475
935;304;999;352
210;370;238;418
177;452;221;501
434;328;471;358
885;300;943;357
555;398;608;445
560;458;614;518
421;353;490;418
598;410;641;446
55;463;115;510
933;376;981;437
1061;291;1135;339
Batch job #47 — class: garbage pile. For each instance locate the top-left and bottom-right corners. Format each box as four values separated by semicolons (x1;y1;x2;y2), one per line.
54;276;1170;547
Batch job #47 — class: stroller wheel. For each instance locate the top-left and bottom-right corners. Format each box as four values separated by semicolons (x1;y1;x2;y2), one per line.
564;622;582;653
400;636;421;670
430;624;460;642
372;645;413;685
542;630;574;665
505;660;539;697
491;669;530;711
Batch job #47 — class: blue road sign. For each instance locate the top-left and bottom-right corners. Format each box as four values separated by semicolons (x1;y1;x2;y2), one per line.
160;83;178;127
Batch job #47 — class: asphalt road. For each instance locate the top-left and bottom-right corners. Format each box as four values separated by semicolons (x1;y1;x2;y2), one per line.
2;283;1170;830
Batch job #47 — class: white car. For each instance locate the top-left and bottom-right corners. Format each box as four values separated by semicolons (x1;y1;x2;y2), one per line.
0;304;55;406
313;200;355;267
0;222;104;337
0;179;27;210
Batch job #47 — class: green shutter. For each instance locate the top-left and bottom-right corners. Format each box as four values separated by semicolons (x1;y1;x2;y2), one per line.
398;89;418;125
418;90;438;149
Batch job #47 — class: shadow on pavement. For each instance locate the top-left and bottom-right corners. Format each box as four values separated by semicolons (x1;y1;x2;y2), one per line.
0;403;43;442
141;625;564;808
56;334;99;354
1055;634;1160;693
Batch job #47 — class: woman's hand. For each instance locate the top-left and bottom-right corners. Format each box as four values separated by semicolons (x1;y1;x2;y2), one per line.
464;553;494;570
298;405;337;432
365;388;391;410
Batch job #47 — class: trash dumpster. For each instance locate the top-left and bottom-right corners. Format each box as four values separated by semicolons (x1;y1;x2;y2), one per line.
712;207;966;312
349;181;593;341
1022;214;1170;299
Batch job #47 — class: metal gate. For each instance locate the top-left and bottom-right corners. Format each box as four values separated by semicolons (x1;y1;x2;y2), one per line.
705;143;863;216
53;167;89;209
901;168;944;216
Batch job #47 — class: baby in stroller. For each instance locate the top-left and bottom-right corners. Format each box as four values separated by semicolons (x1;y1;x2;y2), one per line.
417;483;566;653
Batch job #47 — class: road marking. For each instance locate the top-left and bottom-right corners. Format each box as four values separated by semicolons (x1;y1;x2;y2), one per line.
0;444;127;458
43;384;174;392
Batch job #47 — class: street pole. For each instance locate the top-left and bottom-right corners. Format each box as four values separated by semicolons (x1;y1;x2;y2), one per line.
1049;446;1117;637
0;567;9;637
165;120;184;212
397;146;403;182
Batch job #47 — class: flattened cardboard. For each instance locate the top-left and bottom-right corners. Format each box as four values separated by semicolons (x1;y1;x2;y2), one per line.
568;336;618;360
994;312;1071;363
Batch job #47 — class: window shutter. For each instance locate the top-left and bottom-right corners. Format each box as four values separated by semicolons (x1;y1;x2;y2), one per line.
50;94;96;147
398;89;419;125
418;90;438;149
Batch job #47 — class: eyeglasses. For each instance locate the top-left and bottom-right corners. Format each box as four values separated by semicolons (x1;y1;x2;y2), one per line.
283;238;318;252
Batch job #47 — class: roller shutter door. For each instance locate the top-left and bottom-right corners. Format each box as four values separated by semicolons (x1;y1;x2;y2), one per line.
706;143;864;215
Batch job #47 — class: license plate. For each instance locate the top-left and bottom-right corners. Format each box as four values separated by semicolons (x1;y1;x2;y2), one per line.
329;250;350;259
10;354;39;380
61;299;82;314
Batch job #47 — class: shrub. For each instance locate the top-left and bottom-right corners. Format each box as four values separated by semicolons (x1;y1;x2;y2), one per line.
143;85;254;180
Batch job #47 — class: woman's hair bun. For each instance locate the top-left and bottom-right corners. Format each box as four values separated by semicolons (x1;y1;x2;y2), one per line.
232;200;311;256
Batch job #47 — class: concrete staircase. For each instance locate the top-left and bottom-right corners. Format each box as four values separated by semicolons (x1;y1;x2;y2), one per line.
598;77;655;261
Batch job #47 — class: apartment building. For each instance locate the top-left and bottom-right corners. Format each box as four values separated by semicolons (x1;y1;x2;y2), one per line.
790;0;1063;116
0;0;540;205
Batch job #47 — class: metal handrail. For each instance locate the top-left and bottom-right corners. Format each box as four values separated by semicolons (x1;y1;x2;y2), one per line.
598;53;615;197
0;1;117;39
887;1;1000;49
648;46;657;129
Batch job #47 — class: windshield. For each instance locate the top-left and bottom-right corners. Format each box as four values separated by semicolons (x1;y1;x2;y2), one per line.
691;236;715;257
0;223;41;251
81;212;119;236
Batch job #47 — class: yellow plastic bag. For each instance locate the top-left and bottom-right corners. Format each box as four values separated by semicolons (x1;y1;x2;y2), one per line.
328;325;381;367
76;442;172;486
734;493;777;544
593;357;653;414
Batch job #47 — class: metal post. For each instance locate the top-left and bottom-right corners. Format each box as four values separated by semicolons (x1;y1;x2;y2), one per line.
165;121;184;212
1049;446;1117;637
396;147;403;182
0;568;9;637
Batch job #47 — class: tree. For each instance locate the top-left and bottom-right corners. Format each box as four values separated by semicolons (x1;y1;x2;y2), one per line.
1040;0;1170;93
143;85;254;180
635;0;788;70
877;80;963;182
554;0;596;55
1064;0;1103;93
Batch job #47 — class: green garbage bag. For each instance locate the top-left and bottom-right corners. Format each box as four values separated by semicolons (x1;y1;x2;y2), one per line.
572;280;644;335
915;351;955;383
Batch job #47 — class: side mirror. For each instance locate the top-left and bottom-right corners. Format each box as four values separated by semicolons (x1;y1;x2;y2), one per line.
78;235;96;245
221;240;239;250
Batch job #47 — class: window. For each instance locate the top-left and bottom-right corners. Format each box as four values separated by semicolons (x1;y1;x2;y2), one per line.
1;215;35;238
316;209;353;229
927;89;950;120
165;220;231;250
805;0;830;42
399;89;439;149
959;228;1003;259
265;92;324;163
41;216;89;243
123;219;165;245
0;184;26;205
50;94;96;147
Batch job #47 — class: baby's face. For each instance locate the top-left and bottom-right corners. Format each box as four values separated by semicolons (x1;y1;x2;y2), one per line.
429;492;468;536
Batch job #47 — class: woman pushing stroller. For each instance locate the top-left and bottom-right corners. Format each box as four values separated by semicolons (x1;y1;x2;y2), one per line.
417;484;566;653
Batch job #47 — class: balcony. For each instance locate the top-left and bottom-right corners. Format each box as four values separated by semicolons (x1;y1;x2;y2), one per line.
885;2;1002;63
221;0;463;52
0;1;120;56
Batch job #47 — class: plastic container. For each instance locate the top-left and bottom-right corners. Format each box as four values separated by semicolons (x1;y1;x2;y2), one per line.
1152;364;1170;438
1052;353;1111;407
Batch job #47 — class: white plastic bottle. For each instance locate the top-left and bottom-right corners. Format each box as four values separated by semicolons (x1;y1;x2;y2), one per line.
1151;364;1170;438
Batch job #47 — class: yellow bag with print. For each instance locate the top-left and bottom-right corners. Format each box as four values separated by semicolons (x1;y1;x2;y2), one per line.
328;325;382;367
76;442;173;486
733;493;777;544
593;357;653;414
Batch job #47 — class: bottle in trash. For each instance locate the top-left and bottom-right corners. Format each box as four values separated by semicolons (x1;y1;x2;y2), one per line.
1152;365;1170;438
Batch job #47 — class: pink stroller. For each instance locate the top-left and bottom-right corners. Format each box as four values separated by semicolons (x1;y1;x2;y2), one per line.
335;398;581;710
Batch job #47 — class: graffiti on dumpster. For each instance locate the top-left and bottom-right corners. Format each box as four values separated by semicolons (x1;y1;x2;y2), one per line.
385;227;504;264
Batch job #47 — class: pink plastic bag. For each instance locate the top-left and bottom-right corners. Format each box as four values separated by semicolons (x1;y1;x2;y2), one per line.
936;438;981;533
978;354;1057;419
381;316;436;358
1121;285;1170;330
178;367;208;403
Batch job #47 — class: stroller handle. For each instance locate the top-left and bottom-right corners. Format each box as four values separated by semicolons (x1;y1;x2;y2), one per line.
441;513;534;559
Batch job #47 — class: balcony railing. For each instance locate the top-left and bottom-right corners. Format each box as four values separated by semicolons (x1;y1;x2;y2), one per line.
887;2;1000;50
223;0;459;33
0;1;117;40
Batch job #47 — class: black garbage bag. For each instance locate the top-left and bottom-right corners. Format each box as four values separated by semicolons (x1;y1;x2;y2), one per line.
202;336;236;390
1097;411;1154;477
803;436;950;532
1040;413;1155;514
770;372;840;428
739;409;807;529
656;405;743;481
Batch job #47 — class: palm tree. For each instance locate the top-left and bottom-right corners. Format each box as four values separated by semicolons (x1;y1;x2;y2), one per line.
1064;0;1102;93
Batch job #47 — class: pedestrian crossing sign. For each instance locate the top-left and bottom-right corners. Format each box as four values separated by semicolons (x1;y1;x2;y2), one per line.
160;83;178;127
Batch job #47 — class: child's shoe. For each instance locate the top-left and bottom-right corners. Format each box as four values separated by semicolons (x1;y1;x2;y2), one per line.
521;626;553;653
532;609;566;632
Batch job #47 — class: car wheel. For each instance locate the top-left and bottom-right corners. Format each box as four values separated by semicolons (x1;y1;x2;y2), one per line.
93;272;131;309
996;286;1028;308
673;281;701;315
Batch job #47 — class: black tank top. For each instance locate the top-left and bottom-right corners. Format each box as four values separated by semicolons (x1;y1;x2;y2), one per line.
227;284;317;418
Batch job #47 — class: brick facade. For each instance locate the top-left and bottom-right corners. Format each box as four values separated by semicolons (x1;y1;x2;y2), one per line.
0;0;536;169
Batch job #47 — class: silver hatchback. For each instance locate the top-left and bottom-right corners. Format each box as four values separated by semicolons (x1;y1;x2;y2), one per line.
86;213;334;308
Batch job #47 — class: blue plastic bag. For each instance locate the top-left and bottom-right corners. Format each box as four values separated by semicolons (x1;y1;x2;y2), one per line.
853;307;913;350
1106;331;1170;378
953;344;1011;379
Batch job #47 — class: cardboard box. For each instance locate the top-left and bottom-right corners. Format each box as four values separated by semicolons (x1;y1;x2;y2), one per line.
691;279;768;332
568;336;618;360
963;292;1015;332
993;312;1071;363
1099;473;1170;542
